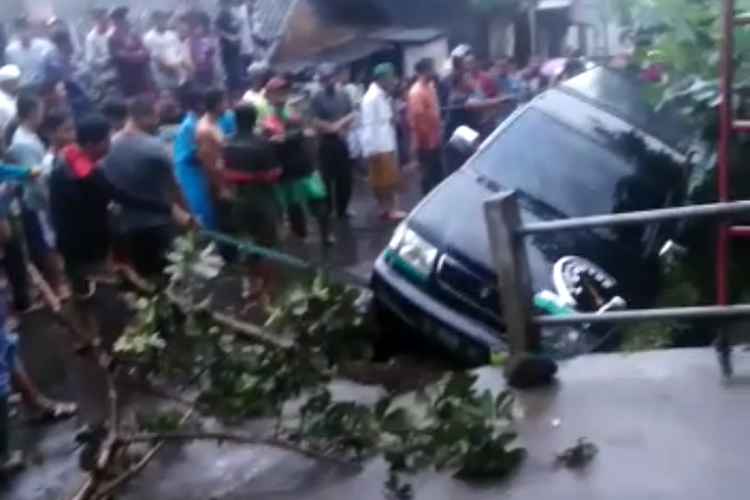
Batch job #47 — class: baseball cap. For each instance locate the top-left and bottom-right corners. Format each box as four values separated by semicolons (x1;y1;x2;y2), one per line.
0;65;21;83
373;62;395;79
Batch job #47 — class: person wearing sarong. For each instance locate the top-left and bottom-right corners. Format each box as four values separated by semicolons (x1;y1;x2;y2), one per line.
261;77;332;246
360;63;405;220
223;103;281;294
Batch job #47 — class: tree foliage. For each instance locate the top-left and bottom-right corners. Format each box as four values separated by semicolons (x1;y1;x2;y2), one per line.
619;0;750;304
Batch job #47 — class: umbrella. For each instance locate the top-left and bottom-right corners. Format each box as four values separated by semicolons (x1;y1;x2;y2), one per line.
541;58;568;78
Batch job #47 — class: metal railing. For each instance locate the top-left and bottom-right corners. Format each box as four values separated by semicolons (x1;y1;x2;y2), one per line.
484;191;750;377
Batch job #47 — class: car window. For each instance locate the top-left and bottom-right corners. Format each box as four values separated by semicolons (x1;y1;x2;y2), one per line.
469;107;670;220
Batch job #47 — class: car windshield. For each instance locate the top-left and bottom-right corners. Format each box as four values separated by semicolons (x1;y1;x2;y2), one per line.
468;107;672;220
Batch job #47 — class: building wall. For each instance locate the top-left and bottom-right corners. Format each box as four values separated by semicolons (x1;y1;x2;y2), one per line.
569;0;629;56
274;0;357;63
402;37;448;77
488;16;515;58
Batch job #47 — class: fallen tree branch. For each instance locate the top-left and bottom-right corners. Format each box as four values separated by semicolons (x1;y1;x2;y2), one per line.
90;407;195;500
164;287;292;349
27;263;61;312
119;430;362;470
25;271;124;500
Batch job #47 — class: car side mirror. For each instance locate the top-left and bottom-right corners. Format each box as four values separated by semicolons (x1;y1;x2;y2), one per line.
448;126;480;154
658;239;686;270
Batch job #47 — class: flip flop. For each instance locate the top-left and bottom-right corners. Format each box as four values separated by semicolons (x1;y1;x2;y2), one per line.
0;451;25;478
26;401;78;425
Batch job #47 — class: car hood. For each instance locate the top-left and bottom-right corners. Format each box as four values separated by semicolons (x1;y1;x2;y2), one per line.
407;169;651;303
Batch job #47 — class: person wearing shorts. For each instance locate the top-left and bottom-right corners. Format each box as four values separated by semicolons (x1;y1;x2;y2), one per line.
360;63;405;220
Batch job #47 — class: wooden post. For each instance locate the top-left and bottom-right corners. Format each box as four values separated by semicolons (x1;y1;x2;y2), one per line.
483;191;541;354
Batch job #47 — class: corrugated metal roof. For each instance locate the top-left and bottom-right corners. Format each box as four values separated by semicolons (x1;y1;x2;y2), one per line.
366;27;444;44
256;0;299;39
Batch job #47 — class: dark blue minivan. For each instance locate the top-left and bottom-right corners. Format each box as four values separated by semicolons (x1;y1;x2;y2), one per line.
371;67;691;364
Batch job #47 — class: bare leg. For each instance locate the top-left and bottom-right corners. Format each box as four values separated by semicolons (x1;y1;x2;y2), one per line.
0;396;24;474
11;356;76;422
39;251;69;300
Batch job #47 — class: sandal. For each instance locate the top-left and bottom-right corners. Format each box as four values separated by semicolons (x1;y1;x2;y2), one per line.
0;451;25;477
26;401;77;425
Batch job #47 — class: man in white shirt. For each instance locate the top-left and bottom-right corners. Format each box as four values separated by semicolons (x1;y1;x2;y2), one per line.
0;65;21;149
360;63;404;220
143;11;190;90
4;17;52;87
83;9;111;72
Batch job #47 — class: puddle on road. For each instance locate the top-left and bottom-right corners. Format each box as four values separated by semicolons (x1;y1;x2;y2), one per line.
122;442;358;500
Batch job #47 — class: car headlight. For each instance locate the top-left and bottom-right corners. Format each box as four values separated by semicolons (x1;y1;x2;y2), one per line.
385;223;438;279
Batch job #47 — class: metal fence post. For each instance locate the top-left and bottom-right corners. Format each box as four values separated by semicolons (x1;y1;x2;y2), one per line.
484;191;541;355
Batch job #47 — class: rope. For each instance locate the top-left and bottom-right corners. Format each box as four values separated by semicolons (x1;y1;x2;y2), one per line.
198;228;370;288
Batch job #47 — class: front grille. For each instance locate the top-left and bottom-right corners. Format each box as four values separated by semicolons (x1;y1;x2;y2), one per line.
435;255;502;329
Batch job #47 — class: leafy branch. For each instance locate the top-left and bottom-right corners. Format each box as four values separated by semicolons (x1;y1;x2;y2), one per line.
59;234;531;499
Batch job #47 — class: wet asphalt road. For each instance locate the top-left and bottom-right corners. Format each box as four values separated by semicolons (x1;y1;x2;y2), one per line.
3;170;424;500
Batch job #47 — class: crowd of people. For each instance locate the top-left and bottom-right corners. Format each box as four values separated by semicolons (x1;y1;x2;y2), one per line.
0;1;603;474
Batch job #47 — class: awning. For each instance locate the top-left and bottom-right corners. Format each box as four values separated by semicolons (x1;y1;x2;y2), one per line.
536;0;572;11
275;39;392;73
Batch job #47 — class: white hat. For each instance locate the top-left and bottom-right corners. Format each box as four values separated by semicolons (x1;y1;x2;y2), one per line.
451;44;472;58
0;65;21;83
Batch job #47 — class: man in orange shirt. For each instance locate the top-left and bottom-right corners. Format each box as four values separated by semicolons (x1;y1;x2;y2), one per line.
407;57;444;195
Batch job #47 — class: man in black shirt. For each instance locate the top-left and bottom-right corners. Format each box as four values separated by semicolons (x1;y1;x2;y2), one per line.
223;103;281;293
102;97;192;279
215;0;244;96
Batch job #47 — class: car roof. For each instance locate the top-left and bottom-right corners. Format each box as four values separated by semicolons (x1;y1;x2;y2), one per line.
557;66;688;152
